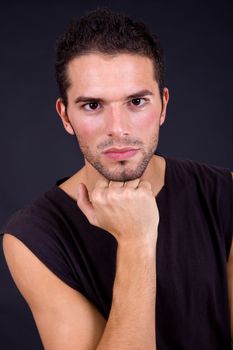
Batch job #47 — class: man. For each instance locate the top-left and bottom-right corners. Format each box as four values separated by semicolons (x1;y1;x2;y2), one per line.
2;8;233;350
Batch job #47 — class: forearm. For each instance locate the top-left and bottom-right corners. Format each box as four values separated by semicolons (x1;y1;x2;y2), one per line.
96;241;156;350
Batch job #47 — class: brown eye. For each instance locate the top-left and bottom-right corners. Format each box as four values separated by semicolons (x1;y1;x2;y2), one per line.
131;98;142;106
83;101;100;111
88;102;99;109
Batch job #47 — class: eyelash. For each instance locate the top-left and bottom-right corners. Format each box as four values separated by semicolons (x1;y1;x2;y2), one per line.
129;98;147;107
81;98;148;111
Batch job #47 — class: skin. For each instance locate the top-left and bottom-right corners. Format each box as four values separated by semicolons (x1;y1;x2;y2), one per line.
56;53;169;201
55;53;169;349
3;52;232;349
57;55;233;344
3;53;169;350
57;52;233;343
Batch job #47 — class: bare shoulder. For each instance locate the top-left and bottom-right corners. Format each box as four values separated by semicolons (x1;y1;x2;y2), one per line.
227;171;233;266
3;233;106;350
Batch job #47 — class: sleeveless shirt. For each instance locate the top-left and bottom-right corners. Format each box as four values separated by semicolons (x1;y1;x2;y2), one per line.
1;156;233;349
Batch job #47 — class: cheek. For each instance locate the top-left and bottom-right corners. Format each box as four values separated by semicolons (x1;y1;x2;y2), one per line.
74;118;103;140
134;110;160;129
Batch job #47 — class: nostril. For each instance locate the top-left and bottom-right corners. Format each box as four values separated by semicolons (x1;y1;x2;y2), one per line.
107;131;129;137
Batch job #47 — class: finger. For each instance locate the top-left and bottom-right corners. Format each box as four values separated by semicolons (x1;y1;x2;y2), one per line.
138;180;152;190
124;178;141;188
108;180;124;188
77;183;96;225
95;178;109;189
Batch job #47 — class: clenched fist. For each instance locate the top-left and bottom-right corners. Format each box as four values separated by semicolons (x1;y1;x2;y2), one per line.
77;178;159;246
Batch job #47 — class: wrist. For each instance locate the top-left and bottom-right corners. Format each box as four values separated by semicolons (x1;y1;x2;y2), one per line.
117;238;156;258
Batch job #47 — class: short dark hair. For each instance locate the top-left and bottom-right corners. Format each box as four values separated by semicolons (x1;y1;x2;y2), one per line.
55;8;165;108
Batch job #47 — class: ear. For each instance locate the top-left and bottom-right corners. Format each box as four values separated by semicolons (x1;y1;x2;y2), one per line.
160;87;169;126
56;98;75;135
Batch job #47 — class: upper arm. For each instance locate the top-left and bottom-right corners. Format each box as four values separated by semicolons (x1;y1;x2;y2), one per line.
227;172;233;340
227;240;233;341
3;233;106;350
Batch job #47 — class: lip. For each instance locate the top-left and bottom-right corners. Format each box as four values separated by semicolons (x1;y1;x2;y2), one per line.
103;148;139;161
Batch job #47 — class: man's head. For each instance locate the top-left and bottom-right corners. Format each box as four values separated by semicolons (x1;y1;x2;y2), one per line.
55;9;169;182
55;8;165;109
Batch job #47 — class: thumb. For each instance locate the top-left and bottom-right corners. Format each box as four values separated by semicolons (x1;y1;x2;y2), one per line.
77;183;96;225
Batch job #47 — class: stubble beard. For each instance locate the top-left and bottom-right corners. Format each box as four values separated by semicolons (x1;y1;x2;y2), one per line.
76;132;160;182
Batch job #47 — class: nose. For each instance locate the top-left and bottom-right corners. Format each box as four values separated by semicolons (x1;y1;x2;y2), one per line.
105;105;130;137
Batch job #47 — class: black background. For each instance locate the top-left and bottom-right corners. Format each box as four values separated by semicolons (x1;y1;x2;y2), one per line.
0;1;232;349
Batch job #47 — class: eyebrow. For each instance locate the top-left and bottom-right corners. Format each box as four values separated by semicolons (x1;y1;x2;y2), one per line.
74;89;154;104
127;89;154;99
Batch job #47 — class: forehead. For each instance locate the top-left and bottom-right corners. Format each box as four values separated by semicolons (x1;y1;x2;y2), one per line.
66;53;158;98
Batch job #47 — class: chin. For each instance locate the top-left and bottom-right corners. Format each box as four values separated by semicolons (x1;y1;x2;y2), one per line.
85;149;155;182
95;162;148;182
104;173;142;182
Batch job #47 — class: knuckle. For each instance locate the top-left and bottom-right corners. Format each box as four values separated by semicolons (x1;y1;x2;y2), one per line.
91;189;104;203
107;188;121;201
124;187;134;197
138;187;151;197
96;179;108;187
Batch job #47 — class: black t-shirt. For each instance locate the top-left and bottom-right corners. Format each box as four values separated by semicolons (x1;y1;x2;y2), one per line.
2;156;233;349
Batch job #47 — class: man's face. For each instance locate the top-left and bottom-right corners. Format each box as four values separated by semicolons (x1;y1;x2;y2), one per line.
57;53;169;181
